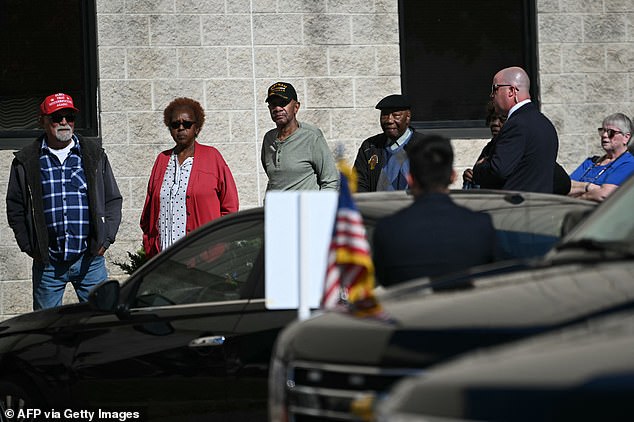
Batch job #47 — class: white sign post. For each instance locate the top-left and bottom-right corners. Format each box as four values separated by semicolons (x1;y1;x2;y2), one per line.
264;191;338;319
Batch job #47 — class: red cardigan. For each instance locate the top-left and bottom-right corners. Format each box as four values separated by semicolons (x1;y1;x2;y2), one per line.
140;142;239;258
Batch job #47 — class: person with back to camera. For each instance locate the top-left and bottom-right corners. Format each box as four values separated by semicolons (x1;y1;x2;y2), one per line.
261;81;338;191
568;113;634;202
372;135;498;288
6;93;122;309
140;97;239;259
354;94;426;192
473;66;559;193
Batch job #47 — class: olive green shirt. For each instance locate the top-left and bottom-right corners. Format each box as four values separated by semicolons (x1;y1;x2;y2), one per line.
261;121;339;191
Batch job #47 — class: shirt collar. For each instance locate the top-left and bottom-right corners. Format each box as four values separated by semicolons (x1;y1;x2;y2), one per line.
507;99;531;118
41;134;80;153
389;128;413;151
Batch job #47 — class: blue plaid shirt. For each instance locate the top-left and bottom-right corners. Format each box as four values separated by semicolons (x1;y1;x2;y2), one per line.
40;136;90;262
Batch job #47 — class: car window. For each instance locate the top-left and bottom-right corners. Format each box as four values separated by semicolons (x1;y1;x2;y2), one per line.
133;219;263;308
488;204;575;259
364;202;583;260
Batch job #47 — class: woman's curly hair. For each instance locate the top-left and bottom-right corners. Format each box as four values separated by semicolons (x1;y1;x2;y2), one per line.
485;100;506;126
163;97;205;129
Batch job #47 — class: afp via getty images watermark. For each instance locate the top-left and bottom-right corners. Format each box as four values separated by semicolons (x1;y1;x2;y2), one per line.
3;408;142;421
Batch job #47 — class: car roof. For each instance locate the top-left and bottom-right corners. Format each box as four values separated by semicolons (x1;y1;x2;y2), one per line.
354;189;594;221
210;189;593;222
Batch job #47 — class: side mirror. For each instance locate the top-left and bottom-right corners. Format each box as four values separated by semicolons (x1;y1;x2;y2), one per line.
560;209;593;237
89;279;120;312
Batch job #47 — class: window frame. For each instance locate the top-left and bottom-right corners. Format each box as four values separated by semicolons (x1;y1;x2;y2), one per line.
397;0;539;138
0;0;99;150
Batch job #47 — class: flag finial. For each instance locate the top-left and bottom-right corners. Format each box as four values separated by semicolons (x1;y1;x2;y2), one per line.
334;143;357;193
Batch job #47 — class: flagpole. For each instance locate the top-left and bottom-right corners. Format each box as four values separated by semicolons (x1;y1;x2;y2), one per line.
298;193;311;321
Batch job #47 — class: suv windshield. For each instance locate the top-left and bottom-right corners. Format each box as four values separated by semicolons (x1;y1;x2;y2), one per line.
560;178;634;247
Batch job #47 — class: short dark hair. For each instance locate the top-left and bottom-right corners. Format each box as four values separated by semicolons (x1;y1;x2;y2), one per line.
407;135;454;191
163;97;206;129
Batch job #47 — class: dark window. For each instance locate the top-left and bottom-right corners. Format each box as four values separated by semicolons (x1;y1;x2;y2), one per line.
0;0;98;148
399;0;537;137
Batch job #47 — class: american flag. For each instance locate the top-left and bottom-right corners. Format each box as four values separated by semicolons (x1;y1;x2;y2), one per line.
321;164;383;317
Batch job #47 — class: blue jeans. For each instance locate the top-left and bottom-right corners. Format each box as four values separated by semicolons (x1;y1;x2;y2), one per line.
32;254;107;310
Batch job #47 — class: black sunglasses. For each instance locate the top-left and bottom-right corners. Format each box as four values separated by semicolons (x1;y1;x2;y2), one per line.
597;128;624;138
170;120;196;129
267;97;292;108
48;113;76;123
490;84;513;95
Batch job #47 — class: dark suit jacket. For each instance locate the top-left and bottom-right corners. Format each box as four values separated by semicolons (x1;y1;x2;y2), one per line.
372;193;497;287
473;102;558;193
354;129;426;192
475;137;570;195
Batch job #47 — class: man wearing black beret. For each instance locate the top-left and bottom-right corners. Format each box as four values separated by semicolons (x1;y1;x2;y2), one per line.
353;94;426;192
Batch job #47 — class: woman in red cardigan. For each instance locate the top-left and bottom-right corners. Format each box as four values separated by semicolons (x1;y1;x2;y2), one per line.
140;97;239;258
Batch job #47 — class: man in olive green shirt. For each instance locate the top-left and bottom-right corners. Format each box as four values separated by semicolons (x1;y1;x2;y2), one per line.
261;82;338;191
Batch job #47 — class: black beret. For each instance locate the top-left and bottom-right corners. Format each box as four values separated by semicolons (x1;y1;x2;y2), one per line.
375;94;411;111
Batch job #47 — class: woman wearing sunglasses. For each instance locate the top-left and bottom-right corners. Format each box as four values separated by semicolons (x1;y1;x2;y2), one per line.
141;97;239;258
568;113;634;202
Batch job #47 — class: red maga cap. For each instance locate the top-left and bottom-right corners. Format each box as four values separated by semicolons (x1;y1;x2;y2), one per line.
40;93;79;115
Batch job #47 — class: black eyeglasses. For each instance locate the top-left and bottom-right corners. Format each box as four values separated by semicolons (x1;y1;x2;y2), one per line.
597;128;624;138
170;120;196;129
47;113;76;123
490;84;513;95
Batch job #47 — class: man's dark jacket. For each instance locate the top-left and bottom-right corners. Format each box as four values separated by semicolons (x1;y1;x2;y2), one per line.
354;129;426;192
372;193;497;287
6;134;123;264
474;134;570;195
473;102;558;193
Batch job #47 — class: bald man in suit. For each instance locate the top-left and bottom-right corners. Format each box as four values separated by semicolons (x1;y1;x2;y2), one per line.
473;67;559;193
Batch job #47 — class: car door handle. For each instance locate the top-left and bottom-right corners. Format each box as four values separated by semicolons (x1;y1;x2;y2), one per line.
188;336;226;348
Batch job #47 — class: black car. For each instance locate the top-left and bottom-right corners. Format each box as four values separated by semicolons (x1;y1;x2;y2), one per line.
268;179;634;422
0;190;593;421
377;306;634;422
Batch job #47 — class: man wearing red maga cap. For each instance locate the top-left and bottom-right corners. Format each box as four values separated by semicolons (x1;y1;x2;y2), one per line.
40;93;79;114
6;93;122;310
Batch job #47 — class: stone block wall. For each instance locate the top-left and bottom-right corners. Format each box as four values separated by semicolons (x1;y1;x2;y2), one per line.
93;0;406;310
0;0;632;320
538;0;634;171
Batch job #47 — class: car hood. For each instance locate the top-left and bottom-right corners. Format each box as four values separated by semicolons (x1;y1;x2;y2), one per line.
0;302;90;336
381;308;634;421
276;260;634;368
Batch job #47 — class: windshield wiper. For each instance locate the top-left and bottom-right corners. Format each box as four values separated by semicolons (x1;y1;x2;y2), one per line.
555;238;634;258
